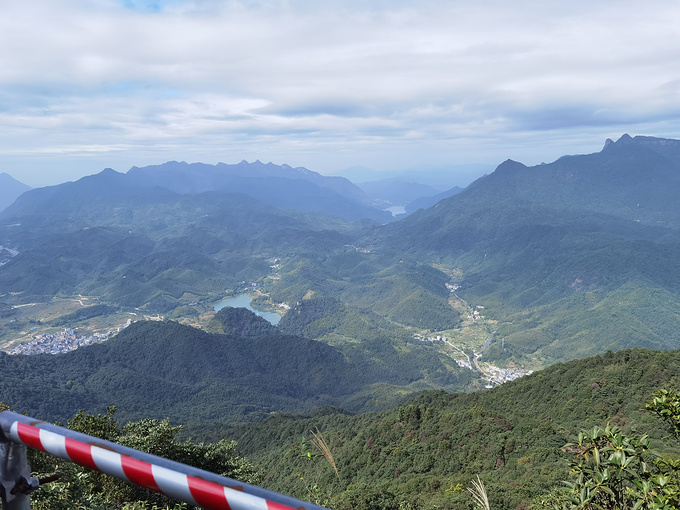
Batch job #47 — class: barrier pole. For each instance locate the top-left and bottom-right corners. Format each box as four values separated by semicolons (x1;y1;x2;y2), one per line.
0;439;35;510
0;411;329;510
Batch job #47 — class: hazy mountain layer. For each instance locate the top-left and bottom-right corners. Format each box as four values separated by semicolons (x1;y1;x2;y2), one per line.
0;172;359;309
357;178;442;205
4;134;680;375
405;185;463;213
376;135;680;364
0;172;31;213
126;160;391;222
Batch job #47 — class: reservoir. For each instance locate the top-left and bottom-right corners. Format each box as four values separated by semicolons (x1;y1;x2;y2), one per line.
385;205;406;217
213;293;282;325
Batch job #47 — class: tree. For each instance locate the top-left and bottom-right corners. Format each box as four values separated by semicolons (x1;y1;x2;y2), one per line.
645;389;680;438
28;408;259;510
535;390;680;509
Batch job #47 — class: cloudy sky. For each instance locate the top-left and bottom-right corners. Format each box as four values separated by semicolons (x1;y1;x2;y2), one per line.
2;0;680;187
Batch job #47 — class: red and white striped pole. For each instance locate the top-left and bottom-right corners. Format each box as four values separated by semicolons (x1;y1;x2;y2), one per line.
0;411;329;510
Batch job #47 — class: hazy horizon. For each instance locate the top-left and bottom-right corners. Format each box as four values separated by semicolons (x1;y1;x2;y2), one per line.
2;1;679;187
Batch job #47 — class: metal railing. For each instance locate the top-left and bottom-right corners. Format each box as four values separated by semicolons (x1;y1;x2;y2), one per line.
0;411;329;510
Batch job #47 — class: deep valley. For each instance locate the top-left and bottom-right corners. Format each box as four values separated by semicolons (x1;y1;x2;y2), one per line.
3;135;680;508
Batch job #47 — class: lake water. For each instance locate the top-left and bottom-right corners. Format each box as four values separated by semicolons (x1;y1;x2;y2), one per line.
385;205;407;217
213;293;282;325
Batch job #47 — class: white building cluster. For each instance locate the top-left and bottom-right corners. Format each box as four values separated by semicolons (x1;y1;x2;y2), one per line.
9;320;131;355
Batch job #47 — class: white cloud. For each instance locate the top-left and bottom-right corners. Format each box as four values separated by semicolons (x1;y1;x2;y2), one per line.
1;0;680;185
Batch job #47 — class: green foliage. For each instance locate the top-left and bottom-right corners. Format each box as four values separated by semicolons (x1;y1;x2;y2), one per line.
549;425;668;509
205;306;277;336
333;483;419;510
536;388;680;510
51;305;118;326
28;407;258;510
0;317;476;427
646;389;680;438
222;349;680;509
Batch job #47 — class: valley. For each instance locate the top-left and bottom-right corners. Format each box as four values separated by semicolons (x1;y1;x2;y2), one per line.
3;1;680;506
0;282;530;388
4;136;680;373
3;136;680;508
0;293;188;352
414;292;534;387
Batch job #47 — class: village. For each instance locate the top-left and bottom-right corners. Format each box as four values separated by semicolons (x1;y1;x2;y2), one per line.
9;320;132;355
414;332;531;386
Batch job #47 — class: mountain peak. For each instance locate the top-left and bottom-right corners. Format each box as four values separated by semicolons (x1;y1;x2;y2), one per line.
496;159;527;173
602;134;680;155
602;134;633;150
601;133;637;151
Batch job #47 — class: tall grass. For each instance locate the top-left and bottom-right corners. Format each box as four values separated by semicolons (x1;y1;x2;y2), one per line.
467;475;490;510
310;428;340;481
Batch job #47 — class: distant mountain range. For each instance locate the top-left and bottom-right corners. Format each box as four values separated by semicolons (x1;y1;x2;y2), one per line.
460;134;680;228
4;136;680;509
378;134;680;362
126;160;391;223
334;163;492;189
3;134;680;377
3;161;392;224
0;172;30;213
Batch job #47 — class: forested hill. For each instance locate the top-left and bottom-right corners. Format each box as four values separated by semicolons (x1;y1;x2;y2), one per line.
369;135;680;364
0;312;476;425
380;134;680;255
223;347;680;509
0;181;360;309
459;134;680;228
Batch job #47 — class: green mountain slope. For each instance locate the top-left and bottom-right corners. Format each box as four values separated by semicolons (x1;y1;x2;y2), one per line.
0;171;360;309
0;313;479;426
224;347;680;509
270;256;461;333
374;135;680;365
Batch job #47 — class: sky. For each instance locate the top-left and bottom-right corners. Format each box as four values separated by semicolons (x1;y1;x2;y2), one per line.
1;0;680;187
